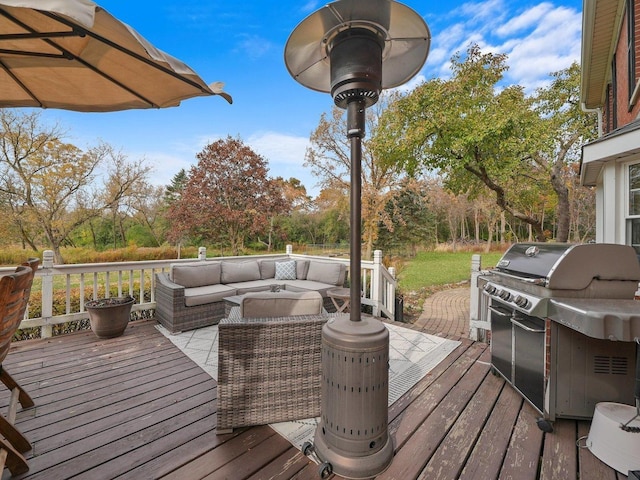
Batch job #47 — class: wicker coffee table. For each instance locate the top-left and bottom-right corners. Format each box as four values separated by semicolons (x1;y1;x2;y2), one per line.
223;294;245;317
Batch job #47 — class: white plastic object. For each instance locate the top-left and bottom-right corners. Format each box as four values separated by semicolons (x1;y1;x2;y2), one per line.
586;402;640;474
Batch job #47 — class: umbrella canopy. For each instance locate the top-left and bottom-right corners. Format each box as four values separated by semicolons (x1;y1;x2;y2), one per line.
0;0;231;112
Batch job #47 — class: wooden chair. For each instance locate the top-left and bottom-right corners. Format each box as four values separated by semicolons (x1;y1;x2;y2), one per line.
0;258;39;475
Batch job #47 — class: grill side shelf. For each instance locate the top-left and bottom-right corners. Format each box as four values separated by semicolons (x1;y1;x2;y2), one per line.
547;298;640;341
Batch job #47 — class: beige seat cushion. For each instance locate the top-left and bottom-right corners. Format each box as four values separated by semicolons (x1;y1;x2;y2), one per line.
183;284;237;307
240;291;323;318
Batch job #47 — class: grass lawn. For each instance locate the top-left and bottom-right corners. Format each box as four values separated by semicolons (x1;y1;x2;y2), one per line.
396;250;504;321
398;250;504;291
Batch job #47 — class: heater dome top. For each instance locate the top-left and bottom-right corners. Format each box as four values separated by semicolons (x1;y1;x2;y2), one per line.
284;0;430;94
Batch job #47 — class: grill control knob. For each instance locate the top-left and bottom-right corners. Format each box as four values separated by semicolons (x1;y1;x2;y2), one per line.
484;284;497;295
498;290;512;301
513;295;530;309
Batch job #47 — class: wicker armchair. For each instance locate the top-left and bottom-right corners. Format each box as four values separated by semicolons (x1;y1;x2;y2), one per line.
216;308;330;433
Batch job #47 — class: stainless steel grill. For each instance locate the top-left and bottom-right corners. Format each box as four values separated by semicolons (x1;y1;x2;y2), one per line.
482;243;640;317
479;243;640;431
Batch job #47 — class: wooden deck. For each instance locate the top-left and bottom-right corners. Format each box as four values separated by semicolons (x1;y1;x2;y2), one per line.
0;316;628;480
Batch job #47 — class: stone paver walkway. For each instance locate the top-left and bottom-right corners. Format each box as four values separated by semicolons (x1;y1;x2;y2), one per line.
412;286;470;338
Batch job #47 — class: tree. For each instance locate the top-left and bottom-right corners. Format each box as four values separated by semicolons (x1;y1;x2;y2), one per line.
0;110;155;262
377;45;551;241
274;177;312;211
305;103;406;259
100;146;153;249
376;178;437;255
129;183;166;247
164;169;187;205
532;62;598;242
166;136;288;255
0;110;104;262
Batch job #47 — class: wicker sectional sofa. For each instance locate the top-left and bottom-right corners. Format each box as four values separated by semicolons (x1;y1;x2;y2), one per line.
155;257;346;333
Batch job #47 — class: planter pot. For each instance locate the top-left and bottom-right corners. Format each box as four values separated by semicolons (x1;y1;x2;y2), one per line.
86;296;135;338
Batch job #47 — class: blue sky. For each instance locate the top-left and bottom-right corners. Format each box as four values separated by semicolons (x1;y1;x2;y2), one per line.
38;0;583;197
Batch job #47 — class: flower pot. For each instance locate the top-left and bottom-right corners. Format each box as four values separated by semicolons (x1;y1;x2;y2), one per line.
86;296;135;338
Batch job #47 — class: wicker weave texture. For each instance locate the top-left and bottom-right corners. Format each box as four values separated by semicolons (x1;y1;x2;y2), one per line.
217;313;329;431
154;273;225;333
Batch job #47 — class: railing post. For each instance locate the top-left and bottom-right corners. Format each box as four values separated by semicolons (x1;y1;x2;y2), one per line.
198;247;206;260
372;250;382;317
388;266;396;319
469;254;489;341
41;250;54;338
286;244;293;255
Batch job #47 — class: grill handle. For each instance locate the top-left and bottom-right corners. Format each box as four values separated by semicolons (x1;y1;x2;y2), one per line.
490;270;547;286
488;305;513;317
511;318;545;334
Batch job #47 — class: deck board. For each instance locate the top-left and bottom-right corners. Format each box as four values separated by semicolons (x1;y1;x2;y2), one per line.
0;317;625;480
420;371;504;479
498;401;544;480
458;383;523;480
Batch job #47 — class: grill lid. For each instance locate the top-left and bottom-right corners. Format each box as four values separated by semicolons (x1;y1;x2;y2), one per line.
496;243;573;279
495;243;640;289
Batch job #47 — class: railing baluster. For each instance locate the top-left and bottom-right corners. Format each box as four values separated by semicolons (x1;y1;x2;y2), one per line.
117;270;123;297
66;274;72;314
139;269;144;302
80;273;86;311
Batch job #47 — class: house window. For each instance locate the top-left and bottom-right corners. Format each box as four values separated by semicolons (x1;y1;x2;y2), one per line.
628;0;636;100
629;218;640;254
627;163;640;253
630;163;640;214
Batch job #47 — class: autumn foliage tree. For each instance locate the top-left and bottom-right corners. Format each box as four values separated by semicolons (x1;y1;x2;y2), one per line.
305;104;406;259
166;137;289;255
376;45;549;241
0;110;151;263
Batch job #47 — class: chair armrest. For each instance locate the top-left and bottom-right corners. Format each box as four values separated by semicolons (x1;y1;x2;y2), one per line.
155;272;185;297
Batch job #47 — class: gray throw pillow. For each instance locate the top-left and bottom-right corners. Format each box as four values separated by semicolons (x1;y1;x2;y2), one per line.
296;260;310;280
275;260;297;280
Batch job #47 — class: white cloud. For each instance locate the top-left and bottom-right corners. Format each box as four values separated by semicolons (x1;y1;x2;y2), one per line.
496;2;554;36
246;131;320;194
247;131;309;165
234;34;274;59
424;1;582;93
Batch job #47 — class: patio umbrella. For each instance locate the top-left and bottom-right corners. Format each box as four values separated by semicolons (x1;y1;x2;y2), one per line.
0;0;231;112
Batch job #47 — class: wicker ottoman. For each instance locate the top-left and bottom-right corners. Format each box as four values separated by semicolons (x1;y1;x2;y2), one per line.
216;310;330;433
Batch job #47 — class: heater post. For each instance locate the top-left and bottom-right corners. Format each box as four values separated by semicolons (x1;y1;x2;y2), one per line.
347;98;365;322
284;2;430;477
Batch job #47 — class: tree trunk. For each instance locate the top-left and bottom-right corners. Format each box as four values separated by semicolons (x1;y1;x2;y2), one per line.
485;219;495;253
551;167;571;242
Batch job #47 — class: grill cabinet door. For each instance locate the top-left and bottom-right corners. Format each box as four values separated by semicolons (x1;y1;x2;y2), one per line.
489;301;513;381
512;314;545;413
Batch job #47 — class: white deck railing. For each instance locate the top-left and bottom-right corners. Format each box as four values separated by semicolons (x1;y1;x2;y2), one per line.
2;246;397;339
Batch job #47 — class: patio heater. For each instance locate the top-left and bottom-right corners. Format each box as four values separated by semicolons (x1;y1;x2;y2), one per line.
284;1;429;477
